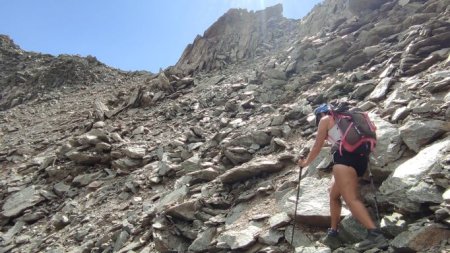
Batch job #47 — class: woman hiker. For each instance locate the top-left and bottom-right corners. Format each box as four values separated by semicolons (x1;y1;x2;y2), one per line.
297;103;388;251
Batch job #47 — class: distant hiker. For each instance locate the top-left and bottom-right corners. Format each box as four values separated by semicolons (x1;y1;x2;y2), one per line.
297;103;388;251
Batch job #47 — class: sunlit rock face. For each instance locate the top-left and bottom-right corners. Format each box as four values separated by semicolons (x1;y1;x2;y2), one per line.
1;0;450;252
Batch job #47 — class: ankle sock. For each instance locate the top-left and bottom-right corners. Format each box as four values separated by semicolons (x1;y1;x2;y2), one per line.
327;228;339;236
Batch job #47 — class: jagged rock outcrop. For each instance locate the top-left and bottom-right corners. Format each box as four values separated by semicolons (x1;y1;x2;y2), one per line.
174;4;298;74
1;0;450;253
297;0;354;38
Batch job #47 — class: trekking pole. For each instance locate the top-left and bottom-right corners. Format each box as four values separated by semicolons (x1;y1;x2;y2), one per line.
291;165;303;245
367;166;380;225
291;148;309;245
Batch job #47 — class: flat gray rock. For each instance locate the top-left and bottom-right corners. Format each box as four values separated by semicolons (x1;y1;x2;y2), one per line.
218;157;284;184
258;229;284;245
2;186;45;217
217;225;262;250
269;212;291;229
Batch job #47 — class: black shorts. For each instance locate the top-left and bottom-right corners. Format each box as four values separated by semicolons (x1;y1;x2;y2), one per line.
332;149;368;177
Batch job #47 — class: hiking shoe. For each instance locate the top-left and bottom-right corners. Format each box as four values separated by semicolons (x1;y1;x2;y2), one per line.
321;228;342;250
354;229;388;251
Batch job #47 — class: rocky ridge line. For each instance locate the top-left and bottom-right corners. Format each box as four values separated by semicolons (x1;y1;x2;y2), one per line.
0;35;139;111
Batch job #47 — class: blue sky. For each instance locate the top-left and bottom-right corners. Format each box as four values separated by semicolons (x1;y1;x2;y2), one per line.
0;0;322;72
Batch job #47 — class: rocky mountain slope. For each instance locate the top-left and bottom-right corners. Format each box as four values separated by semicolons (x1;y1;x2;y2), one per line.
1;0;450;253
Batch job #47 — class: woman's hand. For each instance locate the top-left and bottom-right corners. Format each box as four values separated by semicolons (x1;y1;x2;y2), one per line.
297;158;308;167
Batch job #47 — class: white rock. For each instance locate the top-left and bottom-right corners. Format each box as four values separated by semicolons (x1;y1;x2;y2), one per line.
380;137;450;212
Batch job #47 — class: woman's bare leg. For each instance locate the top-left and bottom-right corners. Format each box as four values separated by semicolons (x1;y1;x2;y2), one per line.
329;177;342;230
332;164;376;229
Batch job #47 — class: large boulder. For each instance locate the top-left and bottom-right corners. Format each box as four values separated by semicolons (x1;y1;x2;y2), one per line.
399;119;449;152
369;114;404;181
391;222;450;253
379;137;450;213
280;177;350;227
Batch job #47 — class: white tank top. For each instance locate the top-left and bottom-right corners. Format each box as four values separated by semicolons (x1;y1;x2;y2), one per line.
327;124;341;146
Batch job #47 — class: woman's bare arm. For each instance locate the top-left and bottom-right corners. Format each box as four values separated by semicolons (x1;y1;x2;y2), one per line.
298;115;330;167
